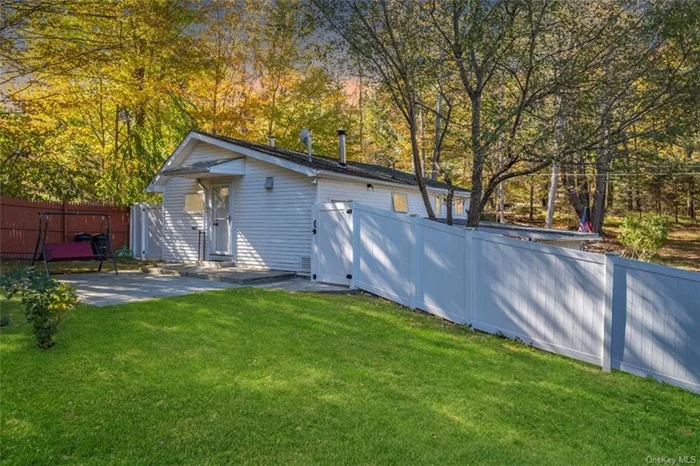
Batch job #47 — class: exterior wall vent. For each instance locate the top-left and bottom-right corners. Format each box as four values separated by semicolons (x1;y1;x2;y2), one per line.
300;256;311;272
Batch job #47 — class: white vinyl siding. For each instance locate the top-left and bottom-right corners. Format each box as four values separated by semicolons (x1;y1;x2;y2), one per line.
232;157;315;272
162;142;235;262
317;177;468;218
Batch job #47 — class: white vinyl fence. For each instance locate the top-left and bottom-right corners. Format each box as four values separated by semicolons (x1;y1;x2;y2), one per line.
130;203;163;260
610;258;700;390
317;202;700;393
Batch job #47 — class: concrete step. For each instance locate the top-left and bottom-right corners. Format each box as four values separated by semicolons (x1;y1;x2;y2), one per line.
141;266;296;286
196;260;235;268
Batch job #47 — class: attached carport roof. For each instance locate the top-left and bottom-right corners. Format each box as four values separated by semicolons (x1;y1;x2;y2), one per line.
160;158;245;177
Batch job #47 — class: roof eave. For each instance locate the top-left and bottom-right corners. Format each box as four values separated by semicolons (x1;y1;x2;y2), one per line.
145;183;165;193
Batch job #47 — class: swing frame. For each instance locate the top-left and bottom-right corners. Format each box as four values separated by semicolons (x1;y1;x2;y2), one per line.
31;212;119;277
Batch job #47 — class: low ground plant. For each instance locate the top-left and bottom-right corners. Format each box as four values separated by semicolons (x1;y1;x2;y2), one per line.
1;268;78;348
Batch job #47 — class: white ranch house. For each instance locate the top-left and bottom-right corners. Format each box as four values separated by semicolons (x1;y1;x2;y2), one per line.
146;130;471;274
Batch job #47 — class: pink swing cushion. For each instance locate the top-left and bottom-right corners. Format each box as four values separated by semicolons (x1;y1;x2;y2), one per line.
44;242;96;261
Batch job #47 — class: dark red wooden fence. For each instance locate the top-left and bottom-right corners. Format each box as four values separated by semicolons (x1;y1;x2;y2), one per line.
0;196;130;260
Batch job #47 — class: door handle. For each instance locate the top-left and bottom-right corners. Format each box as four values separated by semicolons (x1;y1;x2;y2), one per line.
213;222;219;226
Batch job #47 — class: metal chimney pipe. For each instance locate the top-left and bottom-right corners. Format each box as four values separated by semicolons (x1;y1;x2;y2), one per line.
306;133;312;162
337;129;347;166
268;135;275;147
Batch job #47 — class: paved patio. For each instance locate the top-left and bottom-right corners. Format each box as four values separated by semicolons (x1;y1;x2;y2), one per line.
57;271;351;306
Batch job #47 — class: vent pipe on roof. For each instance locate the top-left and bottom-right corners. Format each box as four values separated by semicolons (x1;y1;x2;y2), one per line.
268;135;275;147
307;134;312;162
299;128;312;162
337;129;347;167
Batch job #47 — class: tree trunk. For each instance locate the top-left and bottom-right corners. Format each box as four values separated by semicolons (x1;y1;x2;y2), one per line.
624;146;634;211
591;155;611;234
545;94;565;229
497;180;505;223
675;180;679;223
687;149;696;220
446;188;454;225
496;83;505;223
419;92;425;177
408;105;435;219
466;93;483;227
545;163;558;228
497;141;505;223
358;66;365;156
529;182;535;221
689;191;697;221
431;96;441;181
591;102;611;234
562;156;589;219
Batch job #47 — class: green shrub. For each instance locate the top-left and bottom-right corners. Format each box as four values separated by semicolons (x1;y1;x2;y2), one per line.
618;216;669;261
1;268;78;348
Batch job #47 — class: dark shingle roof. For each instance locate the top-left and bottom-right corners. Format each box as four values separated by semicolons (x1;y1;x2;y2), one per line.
195;131;470;193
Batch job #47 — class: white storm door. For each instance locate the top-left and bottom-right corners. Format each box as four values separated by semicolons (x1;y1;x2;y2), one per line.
211;184;231;255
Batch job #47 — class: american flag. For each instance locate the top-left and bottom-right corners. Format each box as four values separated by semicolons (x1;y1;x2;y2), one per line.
578;206;594;232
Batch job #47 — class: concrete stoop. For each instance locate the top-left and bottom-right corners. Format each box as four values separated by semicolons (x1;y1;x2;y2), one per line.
141;265;296;286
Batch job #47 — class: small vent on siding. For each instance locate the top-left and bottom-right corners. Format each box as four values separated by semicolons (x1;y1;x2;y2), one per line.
300;256;311;272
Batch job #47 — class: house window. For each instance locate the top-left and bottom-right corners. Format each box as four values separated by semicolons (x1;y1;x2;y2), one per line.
184;193;204;213
435;196;443;215
392;192;409;213
454;198;464;215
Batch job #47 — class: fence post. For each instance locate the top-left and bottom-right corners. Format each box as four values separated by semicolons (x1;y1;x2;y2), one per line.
350;202;360;290
140;204;147;261
602;252;617;372
129;205;134;255
464;229;473;325
411;216;422;310
469;229;480;326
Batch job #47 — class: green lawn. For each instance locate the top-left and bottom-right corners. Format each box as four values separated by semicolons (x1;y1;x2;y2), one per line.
1;289;698;465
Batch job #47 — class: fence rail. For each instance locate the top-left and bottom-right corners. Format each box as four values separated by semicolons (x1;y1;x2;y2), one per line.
342;202;700;394
0;196;130;260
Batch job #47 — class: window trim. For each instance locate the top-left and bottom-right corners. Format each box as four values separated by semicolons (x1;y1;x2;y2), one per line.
454;197;464;215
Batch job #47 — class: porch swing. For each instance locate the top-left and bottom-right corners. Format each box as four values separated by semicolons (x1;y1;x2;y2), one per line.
31;212;119;277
